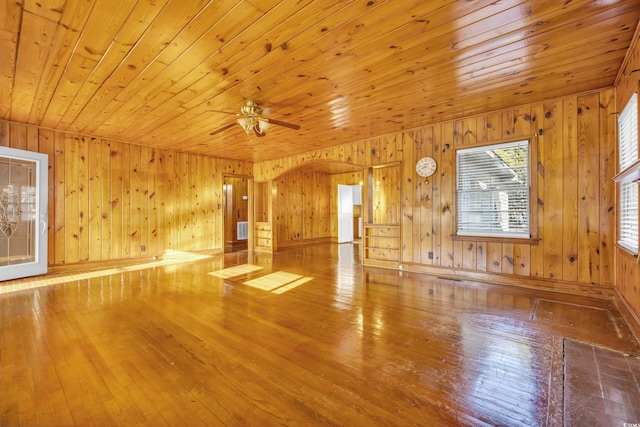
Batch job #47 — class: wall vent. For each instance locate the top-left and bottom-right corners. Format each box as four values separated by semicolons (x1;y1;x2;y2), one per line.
237;221;248;240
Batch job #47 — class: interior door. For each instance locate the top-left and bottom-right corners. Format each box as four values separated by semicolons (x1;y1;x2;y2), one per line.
337;184;354;243
0;147;48;281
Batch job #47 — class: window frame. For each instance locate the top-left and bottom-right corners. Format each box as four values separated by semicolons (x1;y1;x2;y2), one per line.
616;92;639;255
453;138;539;244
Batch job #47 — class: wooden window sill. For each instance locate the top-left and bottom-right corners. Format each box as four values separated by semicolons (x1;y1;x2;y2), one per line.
451;235;541;245
613;159;640;184
616;243;638;258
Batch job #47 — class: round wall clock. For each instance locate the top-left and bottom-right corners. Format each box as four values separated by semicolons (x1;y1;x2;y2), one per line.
416;156;437;177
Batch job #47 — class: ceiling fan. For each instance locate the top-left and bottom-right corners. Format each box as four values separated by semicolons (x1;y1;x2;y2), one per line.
209;100;301;137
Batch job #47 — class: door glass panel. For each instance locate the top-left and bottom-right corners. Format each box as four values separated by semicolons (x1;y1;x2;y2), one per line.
0;157;38;267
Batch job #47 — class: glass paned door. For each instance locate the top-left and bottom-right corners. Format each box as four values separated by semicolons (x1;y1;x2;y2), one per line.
0;147;48;281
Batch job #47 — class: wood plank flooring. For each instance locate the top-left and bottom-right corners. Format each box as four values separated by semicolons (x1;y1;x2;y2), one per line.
1;244;638;426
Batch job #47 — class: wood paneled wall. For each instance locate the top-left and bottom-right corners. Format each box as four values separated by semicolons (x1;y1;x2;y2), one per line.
255;89;618;294
614;26;640;334
372;164;401;225
273;169;331;246
0;121;252;266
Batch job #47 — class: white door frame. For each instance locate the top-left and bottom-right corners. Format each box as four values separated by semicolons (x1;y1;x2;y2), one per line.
0;146;48;281
337;184;354;243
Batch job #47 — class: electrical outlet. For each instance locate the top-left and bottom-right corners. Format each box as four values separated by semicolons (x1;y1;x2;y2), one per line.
428;251;433;259
141;245;146;252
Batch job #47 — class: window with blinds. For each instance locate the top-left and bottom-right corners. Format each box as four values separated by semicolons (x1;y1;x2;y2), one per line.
456;140;530;238
618;92;638;254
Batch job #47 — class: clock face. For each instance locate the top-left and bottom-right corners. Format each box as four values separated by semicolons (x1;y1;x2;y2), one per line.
416;157;437;177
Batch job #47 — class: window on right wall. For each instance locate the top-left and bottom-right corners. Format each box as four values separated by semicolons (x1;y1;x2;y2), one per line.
456;140;531;238
617;92;639;254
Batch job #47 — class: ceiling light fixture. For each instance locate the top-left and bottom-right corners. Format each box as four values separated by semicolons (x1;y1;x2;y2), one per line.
236;101;270;135
209;100;300;137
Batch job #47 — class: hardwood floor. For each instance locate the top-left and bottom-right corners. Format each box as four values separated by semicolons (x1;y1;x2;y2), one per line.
1;244;638;426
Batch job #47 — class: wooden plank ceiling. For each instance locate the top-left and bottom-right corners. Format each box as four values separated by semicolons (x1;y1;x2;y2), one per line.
2;0;640;162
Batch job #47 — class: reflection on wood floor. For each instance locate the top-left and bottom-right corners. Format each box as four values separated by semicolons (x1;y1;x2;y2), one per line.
1;243;638;426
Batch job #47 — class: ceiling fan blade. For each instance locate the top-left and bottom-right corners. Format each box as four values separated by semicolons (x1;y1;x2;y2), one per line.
267;118;301;130
254;127;265;137
208;109;239;116
209;122;237;136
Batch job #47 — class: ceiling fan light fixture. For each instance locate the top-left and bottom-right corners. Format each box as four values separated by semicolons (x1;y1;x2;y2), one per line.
258;119;270;133
236;117;254;134
211;100;299;137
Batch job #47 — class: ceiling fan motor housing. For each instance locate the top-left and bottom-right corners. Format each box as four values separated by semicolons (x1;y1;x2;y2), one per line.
241;100;260;117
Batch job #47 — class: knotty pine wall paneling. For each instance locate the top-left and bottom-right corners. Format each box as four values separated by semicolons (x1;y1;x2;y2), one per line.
530;104;546;280
562;97;579;283
194;155;205;251
542;100;563;281
164;150;177;252
53;131;65;263
88;137;103;261
254;89;617;297
440;122;455;270
401;132;416;264
372;165;401;225
144;147;158;256
64;135;80;263
118;141;131;259
0;121;251;268
273;169;331;247
415;127;435;266
130;143;142;258
599;89;617;288
431;125;444;268
145;146;157;254
114;142;125;256
178;152;191;252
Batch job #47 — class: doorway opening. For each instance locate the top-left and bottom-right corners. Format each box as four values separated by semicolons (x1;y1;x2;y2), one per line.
223;176;249;253
337;184;362;244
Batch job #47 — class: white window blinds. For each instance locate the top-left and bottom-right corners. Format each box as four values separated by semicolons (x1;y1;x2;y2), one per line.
619;182;638;253
618;93;638;253
619;93;638;169
456;140;530;238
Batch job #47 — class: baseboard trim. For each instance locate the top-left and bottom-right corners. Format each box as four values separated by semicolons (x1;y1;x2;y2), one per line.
277;237;332;250
613;288;640;343
400;262;615;299
47;249;223;274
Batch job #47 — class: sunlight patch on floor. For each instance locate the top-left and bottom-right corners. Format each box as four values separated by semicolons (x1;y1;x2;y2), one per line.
244;271;313;293
271;276;314;294
0;251;213;295
209;264;263;279
245;271;302;291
